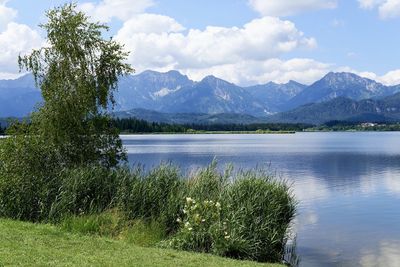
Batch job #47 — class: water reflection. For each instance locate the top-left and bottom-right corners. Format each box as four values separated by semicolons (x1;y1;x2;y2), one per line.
360;241;400;267
122;132;400;267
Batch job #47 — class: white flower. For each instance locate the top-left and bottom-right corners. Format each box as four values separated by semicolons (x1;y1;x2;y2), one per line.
215;202;221;209
185;222;190;227
201;219;206;222
188;227;193;231
225;235;230;240
176;218;181;223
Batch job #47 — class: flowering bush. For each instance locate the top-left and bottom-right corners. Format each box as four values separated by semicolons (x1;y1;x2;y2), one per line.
167;197;230;253
163;166;296;263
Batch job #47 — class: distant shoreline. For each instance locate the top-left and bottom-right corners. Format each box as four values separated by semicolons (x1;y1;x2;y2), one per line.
119;129;400;135
119;130;296;135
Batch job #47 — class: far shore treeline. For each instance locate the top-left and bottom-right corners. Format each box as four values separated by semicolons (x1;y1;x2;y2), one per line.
112;118;311;133
2;117;400;135
113;118;400;133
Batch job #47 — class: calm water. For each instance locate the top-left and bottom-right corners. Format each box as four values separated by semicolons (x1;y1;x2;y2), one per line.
122;132;400;267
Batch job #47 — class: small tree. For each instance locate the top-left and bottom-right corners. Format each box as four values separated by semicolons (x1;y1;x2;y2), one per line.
18;3;132;167
0;3;132;221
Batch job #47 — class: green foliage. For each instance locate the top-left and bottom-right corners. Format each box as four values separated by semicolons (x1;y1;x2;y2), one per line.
164;165;296;263
117;164;186;233
166;198;228;253
0;135;61;221
0;3;131;222
186;162;229;201
113;117;187;133
16;3;131;168
311;120;400;131
0;158;296;263
60;209;125;237
59;209;166;246
222;172;296;262
49;166;128;220
0;163;124;221
122;219;167;247
113;117;310;134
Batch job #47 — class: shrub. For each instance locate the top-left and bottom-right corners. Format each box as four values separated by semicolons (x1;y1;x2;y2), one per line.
167;197;224;253
49;166;130;220
0;135;62;221
117;164;186;233
0;158;295;264
222;171;296;262
166;166;296;263
186;161;229;202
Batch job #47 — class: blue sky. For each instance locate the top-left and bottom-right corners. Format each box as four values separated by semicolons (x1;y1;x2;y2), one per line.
1;0;400;85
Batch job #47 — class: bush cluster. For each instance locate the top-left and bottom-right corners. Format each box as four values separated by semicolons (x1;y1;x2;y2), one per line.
0;158;295;263
166;167;296;263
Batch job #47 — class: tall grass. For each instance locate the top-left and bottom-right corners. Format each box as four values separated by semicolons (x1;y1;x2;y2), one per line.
0;161;296;264
116;164;186;233
166;165;296;263
221;171;296;262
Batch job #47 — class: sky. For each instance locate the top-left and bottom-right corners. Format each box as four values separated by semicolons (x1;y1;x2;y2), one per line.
1;0;400;86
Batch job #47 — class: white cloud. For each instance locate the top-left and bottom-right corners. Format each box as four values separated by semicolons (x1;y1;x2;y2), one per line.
0;1;43;77
335;66;400;86
248;0;337;17
359;241;400;267
116;15;319;84
379;70;400;85
0;23;43;73
358;0;385;9
379;0;400;18
358;0;400;19
0;0;17;31
117;14;185;35
181;58;331;86
360;69;400;85
79;0;155;22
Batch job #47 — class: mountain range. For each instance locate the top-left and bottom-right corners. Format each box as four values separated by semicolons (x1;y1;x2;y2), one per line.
267;93;400;124
114;108;264;125
1;70;400;125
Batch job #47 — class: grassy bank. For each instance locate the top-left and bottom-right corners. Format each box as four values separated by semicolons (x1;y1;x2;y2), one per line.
0;161;296;264
0;219;284;267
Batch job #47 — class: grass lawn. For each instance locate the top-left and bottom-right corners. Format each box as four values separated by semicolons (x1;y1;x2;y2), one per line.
0;219;284;267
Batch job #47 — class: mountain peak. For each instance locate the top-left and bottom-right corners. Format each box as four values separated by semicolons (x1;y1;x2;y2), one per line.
286;80;306;87
322;72;371;83
139;70;186;78
314;72;383;88
165;70;184;76
201;75;233;86
202;75;218;81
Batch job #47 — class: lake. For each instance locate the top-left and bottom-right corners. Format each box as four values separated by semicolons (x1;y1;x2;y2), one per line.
122;132;400;267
